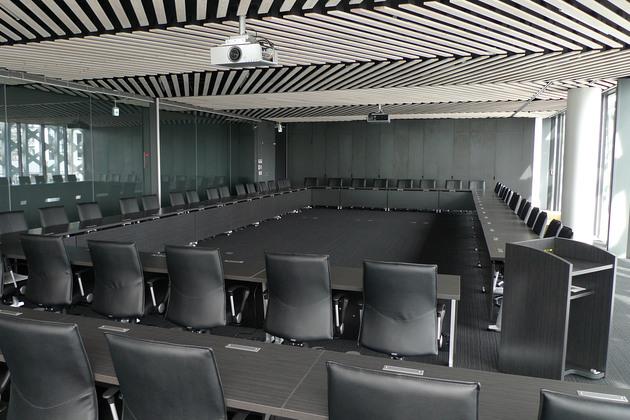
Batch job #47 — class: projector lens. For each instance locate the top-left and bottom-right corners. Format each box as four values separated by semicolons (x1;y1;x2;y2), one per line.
228;46;242;62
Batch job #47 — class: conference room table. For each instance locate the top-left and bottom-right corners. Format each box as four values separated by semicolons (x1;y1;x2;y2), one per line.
1;307;629;420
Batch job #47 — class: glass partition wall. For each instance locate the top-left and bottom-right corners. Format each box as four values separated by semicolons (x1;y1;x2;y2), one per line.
0;80;153;226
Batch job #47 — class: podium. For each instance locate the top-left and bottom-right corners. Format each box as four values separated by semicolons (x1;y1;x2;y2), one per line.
499;238;616;380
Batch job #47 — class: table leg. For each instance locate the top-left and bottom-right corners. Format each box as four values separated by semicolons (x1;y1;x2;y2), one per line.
449;299;457;367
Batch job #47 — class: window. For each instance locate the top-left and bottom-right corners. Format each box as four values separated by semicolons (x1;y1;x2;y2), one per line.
594;90;617;243
546;113;565;212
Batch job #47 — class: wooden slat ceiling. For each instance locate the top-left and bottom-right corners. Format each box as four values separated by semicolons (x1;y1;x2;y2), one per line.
0;0;628;121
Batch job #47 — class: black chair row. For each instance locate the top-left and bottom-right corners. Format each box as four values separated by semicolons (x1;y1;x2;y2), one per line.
0;312;625;419
494;182;573;239
305;177;486;190
7;173;79;185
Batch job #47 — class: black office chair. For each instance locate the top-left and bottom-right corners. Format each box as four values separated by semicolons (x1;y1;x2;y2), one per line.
0;250;24;306
264;253;334;344
519;201;532;221
52;174;64;183
327;362;480;420
504;190;513;204
279;179;291;190
508;193;520;211
526;207;540;228
538;389;630;419
494;182;502;193
219;185;232;199
360;261;441;358
0;317;99;420
304;177;318;187
105;334;227;420
558;226;574;239
544;219;562;238
88;240;166;320
420;179;436;189
76;202;103;222
396;179;413;189
67;174;77;182
169;191;186;206
373;179;388;189
141;195;159;211
328;178;342;188
0;211;29;299
21;234;91;309
165;245;251;330
245;183;257;195
256;181;269;193
38;205;69;228
532;211;548;236
18;175;31;185
0;210;28;234
34;175;46;184
516;199;527;217
446;179;462;190
206;187;220;201
350;178;366;188
185;190;200;204
120;197;140;215
235;184;247;197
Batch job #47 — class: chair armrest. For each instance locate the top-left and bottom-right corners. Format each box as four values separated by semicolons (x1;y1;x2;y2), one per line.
145;276;167;286
226;285;252;324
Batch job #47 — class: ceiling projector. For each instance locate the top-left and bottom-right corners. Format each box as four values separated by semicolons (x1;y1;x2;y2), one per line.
367;105;390;123
211;16;277;68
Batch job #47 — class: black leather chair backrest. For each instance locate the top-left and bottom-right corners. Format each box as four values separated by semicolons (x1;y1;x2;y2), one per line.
328;178;342;188
165;245;226;330
397;179;413;189
494;182;502;193
39;205;68;228
234;184;246;197
76;202;102;222
0;210;28;234
120;197;140;215
141;195;159;211
264;253;333;342
18;175;31;185
267;180;278;192
504;190;513;204
88;240;145;319
52;174;64;183
106;334;227;420
373;179;388;189
21;234;73;307
469;180;485;190
420;179;436;189
34;175;46;184
245;183;257;195
509;193;520;211
0;317;98;420
532;211;548;235
351;178;366;188
516;199;527;217
256;181;269;193
538;389;630;420
219;186;231;199
527;207;540;228
558;226;574;239
519;201;532;221
500;187;509;200
170;191;186;206
185;190;200;204
360;260;438;357
304;177;318;187
206;188;220;201
544;219;562;238
446;179;462;190
327;362;479;420
279;179;291;190
67;174;77;182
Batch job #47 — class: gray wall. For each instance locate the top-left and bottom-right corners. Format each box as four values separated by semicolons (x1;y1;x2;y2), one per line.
287;118;535;196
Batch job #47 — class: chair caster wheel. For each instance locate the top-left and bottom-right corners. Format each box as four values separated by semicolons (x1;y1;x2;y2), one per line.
157;303;166;314
86;293;94;303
